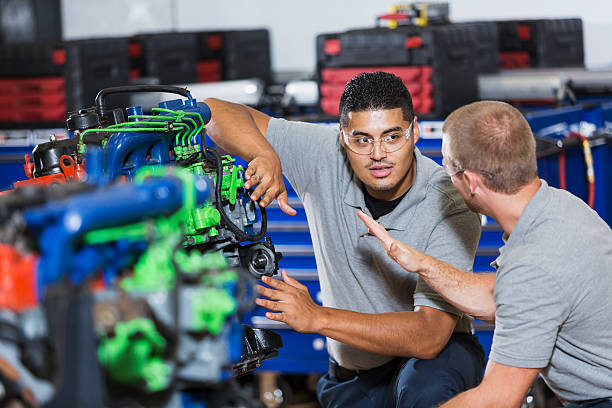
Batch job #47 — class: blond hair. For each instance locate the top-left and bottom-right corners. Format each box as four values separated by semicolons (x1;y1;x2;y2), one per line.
443;101;538;194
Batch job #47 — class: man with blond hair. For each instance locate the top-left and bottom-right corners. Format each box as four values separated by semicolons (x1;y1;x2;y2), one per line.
360;100;612;407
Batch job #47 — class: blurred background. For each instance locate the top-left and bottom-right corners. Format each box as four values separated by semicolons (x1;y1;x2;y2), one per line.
57;0;612;72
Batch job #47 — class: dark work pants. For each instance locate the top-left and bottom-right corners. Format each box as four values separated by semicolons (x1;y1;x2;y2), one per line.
565;399;612;408
316;333;485;408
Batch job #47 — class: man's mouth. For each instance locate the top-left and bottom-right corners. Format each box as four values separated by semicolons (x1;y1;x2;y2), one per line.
368;165;393;178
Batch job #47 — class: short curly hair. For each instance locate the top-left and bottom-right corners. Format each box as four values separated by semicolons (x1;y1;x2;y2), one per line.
339;71;415;127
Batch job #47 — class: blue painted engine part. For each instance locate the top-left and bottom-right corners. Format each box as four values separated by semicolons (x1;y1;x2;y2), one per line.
22;165;209;296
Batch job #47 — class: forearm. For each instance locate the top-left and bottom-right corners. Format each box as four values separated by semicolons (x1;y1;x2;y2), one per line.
439;388;492;408
419;257;496;323
316;307;453;359
440;361;539;408
203;97;275;161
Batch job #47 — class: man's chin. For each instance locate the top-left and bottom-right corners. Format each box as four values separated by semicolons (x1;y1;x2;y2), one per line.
365;180;395;192
465;198;484;214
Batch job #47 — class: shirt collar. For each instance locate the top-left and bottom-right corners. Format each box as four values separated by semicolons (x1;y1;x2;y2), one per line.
344;147;429;232
504;179;549;246
492;179;550;269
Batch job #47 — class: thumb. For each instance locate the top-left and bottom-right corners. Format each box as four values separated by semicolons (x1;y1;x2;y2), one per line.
278;190;297;216
389;242;402;260
389;242;417;272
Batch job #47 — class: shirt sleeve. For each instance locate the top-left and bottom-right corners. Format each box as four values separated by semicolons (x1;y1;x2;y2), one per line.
489;263;569;368
265;118;339;198
413;207;481;316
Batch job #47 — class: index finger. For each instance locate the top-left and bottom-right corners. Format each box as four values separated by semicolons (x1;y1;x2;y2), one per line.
244;165;258;190
357;210;394;251
261;275;291;291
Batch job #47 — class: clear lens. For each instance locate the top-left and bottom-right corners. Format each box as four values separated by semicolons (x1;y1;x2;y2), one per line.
442;157;463;177
343;123;412;155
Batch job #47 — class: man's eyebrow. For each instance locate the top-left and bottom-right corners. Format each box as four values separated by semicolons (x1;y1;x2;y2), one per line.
350;127;403;137
381;126;403;134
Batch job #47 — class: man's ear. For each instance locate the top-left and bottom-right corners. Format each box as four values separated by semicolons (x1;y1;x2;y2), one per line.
412;116;420;145
339;126;346;148
462;170;483;196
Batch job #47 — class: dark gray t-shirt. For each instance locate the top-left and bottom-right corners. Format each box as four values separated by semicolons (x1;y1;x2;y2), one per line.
490;180;612;404
266;118;481;370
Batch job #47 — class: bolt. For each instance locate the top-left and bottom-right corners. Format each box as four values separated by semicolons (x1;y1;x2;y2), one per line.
253;254;268;269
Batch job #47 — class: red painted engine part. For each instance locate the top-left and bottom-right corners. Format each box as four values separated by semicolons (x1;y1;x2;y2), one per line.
13;154;85;188
0;244;39;311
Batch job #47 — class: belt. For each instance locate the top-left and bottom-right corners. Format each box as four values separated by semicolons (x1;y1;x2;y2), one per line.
329;359;360;382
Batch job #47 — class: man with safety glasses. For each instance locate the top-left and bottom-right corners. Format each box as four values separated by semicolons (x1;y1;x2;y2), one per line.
204;71;485;407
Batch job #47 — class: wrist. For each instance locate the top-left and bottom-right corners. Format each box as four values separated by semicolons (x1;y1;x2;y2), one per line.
312;305;332;333
416;251;434;277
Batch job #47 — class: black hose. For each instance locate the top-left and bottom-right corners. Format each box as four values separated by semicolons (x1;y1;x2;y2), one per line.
174;153;201;167
95;85;191;117
204;147;267;242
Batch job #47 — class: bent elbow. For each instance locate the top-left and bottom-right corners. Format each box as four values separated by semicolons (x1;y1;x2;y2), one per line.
408;342;446;360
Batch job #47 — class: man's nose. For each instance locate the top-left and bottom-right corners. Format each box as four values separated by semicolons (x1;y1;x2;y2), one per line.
370;140;387;160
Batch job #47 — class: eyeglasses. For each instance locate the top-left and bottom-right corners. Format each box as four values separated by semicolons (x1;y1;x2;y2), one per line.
442;157;495;179
342;123;413;155
442;157;464;177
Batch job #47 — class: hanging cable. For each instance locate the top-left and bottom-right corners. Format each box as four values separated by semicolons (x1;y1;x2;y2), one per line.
558;132;595;208
204;147;267;242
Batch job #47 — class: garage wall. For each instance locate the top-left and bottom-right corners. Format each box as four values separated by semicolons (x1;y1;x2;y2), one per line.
61;0;612;73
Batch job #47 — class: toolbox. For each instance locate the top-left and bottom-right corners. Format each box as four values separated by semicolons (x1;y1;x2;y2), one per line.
497;18;584;69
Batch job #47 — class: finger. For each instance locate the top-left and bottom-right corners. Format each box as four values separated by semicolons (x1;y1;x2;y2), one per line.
255;297;281;311
244;165;258;190
356;210;394;250
261;275;291;291
281;269;305;289
265;312;285;322
278;191;297;216
259;184;279;208
256;285;285;301
250;182;268;202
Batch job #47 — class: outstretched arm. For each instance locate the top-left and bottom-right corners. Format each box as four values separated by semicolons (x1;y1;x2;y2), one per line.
204;97;295;215
357;210;496;323
257;271;458;359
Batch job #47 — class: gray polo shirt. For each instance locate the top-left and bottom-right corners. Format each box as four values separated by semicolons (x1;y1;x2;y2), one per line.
266;118;481;370
490;179;612;404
